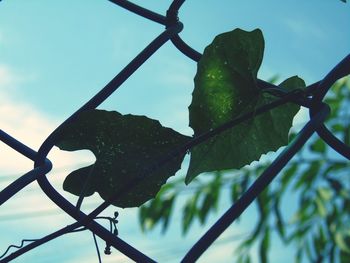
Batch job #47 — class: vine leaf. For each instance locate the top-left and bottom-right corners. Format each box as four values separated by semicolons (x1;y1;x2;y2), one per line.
186;28;304;184
56;110;190;208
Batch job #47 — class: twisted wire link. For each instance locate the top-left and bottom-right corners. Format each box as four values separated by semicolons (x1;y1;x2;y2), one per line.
0;0;349;262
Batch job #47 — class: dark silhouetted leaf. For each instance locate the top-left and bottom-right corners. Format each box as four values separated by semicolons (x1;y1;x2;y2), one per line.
186;28;304;183
56;109;190;208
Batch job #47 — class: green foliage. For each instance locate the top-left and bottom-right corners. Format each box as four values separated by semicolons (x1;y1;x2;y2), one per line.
56;110;190;207
53;20;350;262
187;28;303;183
57;29;303;209
139;174;224;235
139;77;350;263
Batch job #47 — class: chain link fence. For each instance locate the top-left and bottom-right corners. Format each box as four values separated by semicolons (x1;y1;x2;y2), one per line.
1;0;349;262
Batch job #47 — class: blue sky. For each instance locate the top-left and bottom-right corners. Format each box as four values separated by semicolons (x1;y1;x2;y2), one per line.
0;0;349;262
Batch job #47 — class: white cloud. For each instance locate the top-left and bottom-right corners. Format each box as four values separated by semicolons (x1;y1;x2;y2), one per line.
0;66;51;174
0;64;94;174
0;64;95;218
0;64;100;261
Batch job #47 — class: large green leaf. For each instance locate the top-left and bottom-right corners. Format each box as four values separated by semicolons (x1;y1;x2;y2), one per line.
186;28;304;183
56;109;190;208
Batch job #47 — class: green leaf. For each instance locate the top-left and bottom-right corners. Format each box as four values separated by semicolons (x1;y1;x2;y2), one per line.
273;198;286;241
160;194;176;233
340;251;350;263
294;246;303;263
317;187;333;201
310;138;326;154
280;163;298;192
315;196;327;217
290;199;314;225
331;123;344;132
313;226;327;253
335;232;350;253
56;109;190;208
182;193;200;234
198;175;221;224
231;182;242;203
139;182;178;233
186;28;304;183
259;227;270;263
198;192;213;224
257;188;270;219
324;161;348;175
293;161;320;190
237;254;251;263
62;165;96;197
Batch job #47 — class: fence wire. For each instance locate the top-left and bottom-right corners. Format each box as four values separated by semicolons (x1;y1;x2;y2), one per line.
1;0;350;262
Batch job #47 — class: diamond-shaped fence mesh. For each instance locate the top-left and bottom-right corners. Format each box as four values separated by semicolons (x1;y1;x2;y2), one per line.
0;0;349;262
